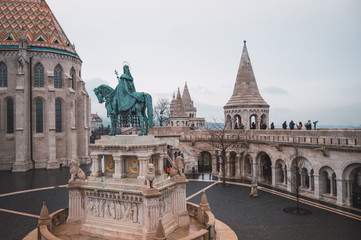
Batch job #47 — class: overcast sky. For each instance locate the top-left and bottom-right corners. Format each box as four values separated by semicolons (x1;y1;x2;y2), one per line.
48;0;361;126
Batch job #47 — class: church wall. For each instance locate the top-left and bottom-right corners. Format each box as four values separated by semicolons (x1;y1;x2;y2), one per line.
0;49;90;171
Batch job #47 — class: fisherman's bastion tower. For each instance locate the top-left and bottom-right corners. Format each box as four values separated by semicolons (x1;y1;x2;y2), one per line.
169;82;205;129
224;41;269;130
0;0;90;171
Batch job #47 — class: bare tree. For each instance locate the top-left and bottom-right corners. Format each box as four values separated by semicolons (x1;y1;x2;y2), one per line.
285;140;310;215
154;98;170;126
199;119;248;186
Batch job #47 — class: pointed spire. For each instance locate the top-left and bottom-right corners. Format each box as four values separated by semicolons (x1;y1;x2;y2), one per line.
199;191;211;211
155;219;166;240
39;202;49;220
182;81;193;107
176;87;182;99
225;41;269;108
171;88;187;118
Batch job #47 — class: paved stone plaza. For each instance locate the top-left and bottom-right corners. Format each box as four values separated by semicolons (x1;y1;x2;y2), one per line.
0;166;360;240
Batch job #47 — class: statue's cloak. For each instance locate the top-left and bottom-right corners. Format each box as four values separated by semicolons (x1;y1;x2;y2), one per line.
115;73;144;112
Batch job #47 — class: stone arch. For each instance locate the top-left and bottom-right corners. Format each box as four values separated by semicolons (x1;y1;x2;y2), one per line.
244;154;253;177
342;163;361;208
198;151;212;173
229;151;237;177
319;166;337;196
250;114;257;129
233;114;242;129
275;159;286;185
260;114;267;129
257;152;272;183
290;157;314;193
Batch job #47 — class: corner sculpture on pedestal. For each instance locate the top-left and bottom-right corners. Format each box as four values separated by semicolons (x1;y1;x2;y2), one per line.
93;62;153;136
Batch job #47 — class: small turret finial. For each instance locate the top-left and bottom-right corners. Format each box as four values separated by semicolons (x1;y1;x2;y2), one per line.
244;40;246;45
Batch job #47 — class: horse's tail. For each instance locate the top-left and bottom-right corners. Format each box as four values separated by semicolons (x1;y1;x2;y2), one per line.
145;93;154;128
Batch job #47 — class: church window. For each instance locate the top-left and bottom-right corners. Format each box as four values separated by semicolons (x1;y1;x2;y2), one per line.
53;38;59;44
36;99;43;133
54;65;62;88
0;62;7;87
55;99;62;132
7;99;14;133
35;63;44;87
70;68;75;89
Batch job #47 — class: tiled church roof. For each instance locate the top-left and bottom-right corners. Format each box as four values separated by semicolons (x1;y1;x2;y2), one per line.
0;0;78;57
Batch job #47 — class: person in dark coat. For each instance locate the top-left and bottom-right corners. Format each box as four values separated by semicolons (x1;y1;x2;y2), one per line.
289;120;295;130
282;121;287;130
270;122;275;129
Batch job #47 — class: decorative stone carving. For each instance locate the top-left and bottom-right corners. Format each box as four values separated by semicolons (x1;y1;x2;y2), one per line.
86;197;141;224
145;163;155;188
68;160;86;183
170;156;185;179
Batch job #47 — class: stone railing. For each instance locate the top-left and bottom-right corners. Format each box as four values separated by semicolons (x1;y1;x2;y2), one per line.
181;202;216;240
150;126;361;148
37;208;67;240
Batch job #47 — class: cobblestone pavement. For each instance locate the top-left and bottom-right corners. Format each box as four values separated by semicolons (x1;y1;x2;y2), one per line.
1;169;360;240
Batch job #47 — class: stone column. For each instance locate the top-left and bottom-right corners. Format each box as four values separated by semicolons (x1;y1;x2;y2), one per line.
47;91;57;169
172;181;189;228
138;156;150;185
256;117;261;130
314;174;321;198
345;180;353;206
300;173;305;189
283;166;287;185
286;169;293;192
252;161;257;179
12;53;32;172
113;155;123;179
329;176;334;196
226;152;231;177
211;155;218;175
309;173;314;191
336;179;345;205
271;167;276;187
236;154;241;178
67;188;84;222
90;154;102;177
157;154;165;176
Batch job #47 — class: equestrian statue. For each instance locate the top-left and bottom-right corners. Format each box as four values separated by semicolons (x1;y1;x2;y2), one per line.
93;63;153;136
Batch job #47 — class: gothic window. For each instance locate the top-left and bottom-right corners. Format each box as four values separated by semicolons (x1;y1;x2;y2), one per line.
36;99;43;133
7;99;14;133
34;63;44;87
54;65;62;88
55;99;62;132
70;68;75;89
0;62;7;87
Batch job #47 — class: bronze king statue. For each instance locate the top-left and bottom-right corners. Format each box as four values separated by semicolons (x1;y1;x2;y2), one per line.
93;62;153;136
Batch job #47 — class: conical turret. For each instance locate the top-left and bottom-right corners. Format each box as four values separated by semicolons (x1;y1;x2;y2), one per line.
170;88;187;118
225;41;269;108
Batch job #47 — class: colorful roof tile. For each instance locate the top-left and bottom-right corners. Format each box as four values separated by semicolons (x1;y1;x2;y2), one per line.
0;0;78;57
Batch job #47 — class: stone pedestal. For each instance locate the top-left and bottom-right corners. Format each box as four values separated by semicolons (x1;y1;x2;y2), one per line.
68;135;189;240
